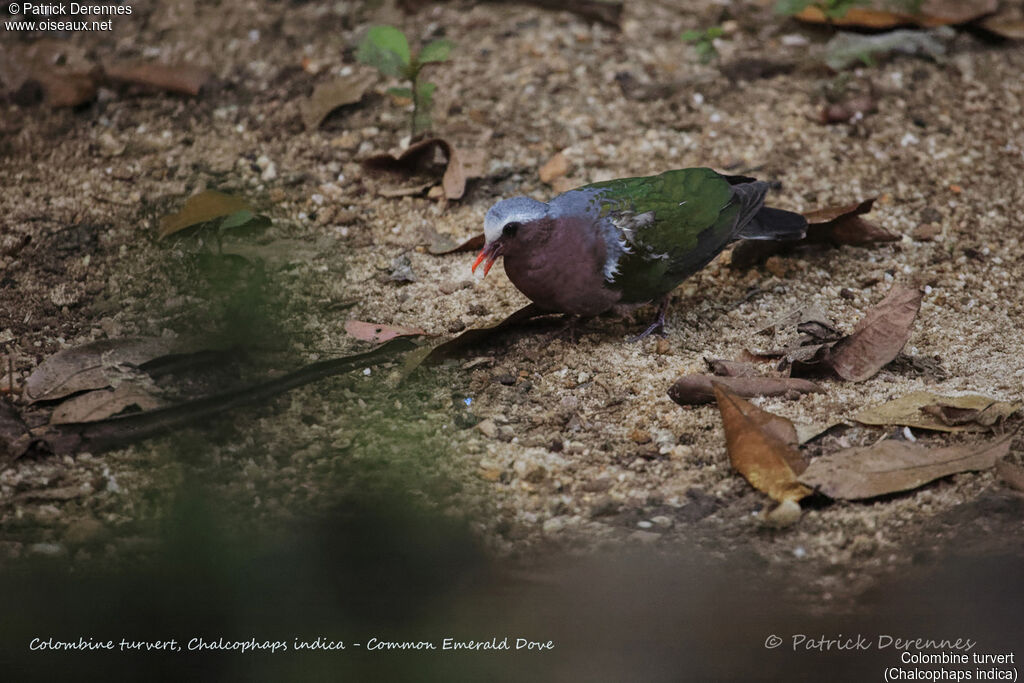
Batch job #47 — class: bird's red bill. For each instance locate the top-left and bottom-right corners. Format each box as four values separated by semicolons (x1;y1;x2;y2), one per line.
472;248;498;276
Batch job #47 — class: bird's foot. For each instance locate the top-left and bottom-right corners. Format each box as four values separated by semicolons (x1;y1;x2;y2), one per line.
628;298;670;343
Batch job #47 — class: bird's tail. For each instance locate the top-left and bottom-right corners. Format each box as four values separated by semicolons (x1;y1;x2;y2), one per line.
737;207;807;241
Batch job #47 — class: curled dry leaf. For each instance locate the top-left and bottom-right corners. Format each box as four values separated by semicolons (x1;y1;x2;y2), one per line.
25;337;181;403
794;0;998;28
50;384;166;424
854;391;1020;432
159;190;254;239
799;433;1013;500
803;198;898;247
103;62;212;96
827;284;923;382
731;198;897;268
978;6;1024;39
669;375;823;406
344;320;426;344
302;72;376;131
362;138;483;201
539;152;570;184
712;383;811;504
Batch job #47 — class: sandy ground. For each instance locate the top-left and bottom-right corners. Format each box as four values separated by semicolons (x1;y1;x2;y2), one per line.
2;0;1024;669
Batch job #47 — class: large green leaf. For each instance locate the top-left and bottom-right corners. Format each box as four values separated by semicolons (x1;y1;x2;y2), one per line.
357;25;411;78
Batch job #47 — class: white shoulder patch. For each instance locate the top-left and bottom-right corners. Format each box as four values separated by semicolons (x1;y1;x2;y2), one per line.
601;211;654;281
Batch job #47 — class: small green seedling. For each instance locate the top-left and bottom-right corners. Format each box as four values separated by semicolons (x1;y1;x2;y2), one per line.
681;26;724;64
357;25;453;136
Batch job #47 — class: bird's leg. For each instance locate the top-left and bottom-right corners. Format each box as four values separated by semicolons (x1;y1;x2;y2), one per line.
545;314;587;343
628;296;671;343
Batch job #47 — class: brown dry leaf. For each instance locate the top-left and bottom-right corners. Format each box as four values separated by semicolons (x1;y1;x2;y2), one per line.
50;384;166;424
159;190;254;238
995;459;1024;492
827;284;923;381
103;62;212;96
854;391;1021;432
362;138;483;201
302;73;375;131
820;95;877;124
429;233;484;255
799;433;1013;500
978;6;1024;39
795;0;998;28
669;375;823;406
344;320;426;344
713;383;811;503
804;198;899;246
25;337;180;403
539;152;570;184
731;198;896;268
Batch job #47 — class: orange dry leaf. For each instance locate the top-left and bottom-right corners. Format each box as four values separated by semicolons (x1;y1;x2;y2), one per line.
794;0;998;29
538;152;569;184
344;320;425;344
712;382;811;503
103;62;212;96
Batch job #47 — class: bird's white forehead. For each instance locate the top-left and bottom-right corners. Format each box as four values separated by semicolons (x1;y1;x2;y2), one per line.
483;197;548;243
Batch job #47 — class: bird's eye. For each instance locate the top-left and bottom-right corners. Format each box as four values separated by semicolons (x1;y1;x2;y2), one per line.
503;222;521;238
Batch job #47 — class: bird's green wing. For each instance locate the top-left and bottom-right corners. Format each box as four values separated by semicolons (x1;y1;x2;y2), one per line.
583;168;743;302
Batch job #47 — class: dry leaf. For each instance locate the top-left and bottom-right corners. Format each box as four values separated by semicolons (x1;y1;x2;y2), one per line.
804;198;899;246
827;285;923;381
854;391;1020;432
799;434;1013;500
344;320;426;344
731;198;897;268
978;6;1024;39
539;152;570;184
25;337;181;403
712;383;811;503
50;384;165;424
669;375;823;406
429;233;484;255
362;138;483;201
302;73;375;131
795;421;846;445
103;62;212;96
159;191;254;238
794;0;998;28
